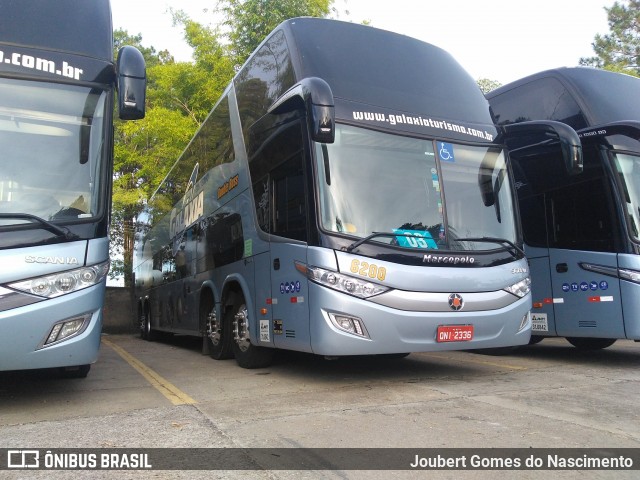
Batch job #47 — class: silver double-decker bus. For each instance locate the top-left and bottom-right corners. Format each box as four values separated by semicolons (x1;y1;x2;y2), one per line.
133;18;580;368
0;0;145;376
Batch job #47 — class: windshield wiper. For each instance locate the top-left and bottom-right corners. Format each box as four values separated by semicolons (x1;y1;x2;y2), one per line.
453;236;524;259
0;213;79;240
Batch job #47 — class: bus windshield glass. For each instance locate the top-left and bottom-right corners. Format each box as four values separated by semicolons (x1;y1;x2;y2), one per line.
613;152;640;241
0;78;107;225
315;124;517;251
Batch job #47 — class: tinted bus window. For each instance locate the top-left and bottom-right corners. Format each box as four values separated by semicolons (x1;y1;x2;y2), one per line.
491;77;588;130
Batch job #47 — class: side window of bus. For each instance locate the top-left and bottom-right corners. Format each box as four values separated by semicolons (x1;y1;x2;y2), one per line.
548;177;615;252
491;77;587;129
272;155;306;241
249;119;307;241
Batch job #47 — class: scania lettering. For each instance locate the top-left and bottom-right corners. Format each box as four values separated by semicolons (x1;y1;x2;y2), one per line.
0;0;146;376
133;18;580;368
487;67;640;349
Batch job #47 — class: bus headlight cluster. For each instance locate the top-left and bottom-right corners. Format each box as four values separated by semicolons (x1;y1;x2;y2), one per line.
619;268;640;284
8;261;109;299
295;262;389;299
504;276;531;298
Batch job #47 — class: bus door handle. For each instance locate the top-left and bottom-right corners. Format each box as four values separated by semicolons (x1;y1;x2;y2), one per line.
556;263;568;273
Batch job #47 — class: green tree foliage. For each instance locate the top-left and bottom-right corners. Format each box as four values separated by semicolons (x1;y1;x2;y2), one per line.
112;1;334;284
580;0;640;77
217;0;333;64
477;78;502;94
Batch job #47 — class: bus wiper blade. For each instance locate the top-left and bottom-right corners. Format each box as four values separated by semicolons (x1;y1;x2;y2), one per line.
454;236;524;259
0;213;79;240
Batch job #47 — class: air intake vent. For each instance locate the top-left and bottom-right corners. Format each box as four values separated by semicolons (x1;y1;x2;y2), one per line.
579;320;597;328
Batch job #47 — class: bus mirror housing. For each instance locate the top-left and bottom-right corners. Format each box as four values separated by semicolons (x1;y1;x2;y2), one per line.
502;120;583;175
268;77;335;143
116;46;147;120
578;120;640;144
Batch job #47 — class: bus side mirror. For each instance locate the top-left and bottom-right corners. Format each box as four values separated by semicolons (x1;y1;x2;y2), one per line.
268;77;335;143
503;120;583;175
116;46;147;120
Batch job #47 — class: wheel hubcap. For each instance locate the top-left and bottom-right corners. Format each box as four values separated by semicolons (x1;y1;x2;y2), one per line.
233;305;250;352
206;309;221;346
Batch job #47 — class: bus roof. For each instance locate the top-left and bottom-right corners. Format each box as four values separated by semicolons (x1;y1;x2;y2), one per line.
234;17;495;139
488;67;640;127
1;0;113;61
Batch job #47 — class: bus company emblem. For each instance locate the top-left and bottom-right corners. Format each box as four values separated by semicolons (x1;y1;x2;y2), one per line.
25;255;79;265
448;293;464;311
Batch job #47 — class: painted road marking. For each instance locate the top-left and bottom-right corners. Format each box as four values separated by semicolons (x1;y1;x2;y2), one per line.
102;338;197;406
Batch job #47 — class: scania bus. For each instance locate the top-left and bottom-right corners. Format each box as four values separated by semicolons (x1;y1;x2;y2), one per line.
487;67;640;349
133;18;581;368
0;0;146;376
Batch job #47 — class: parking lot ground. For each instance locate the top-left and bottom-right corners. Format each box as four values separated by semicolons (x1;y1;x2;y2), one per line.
1;334;639;479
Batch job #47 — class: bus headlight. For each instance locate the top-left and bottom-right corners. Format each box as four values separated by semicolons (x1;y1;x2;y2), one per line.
504;276;531;298
7;261;109;299
619;268;640;284
295;261;389;299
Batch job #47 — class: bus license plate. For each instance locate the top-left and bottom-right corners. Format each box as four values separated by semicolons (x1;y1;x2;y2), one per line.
437;325;473;342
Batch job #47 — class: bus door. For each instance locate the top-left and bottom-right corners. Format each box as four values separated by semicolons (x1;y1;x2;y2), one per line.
268;153;311;352
525;245;557;337
545;163;624;339
549;248;624;338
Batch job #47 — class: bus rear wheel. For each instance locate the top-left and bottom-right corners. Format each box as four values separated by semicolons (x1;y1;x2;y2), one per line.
566;337;616;350
229;298;274;369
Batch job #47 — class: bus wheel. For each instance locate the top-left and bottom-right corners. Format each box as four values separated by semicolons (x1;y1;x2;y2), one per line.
566;337;616;350
142;311;157;342
139;309;147;340
204;302;232;360
229;299;274;369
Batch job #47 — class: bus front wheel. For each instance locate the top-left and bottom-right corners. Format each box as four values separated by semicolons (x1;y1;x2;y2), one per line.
566;337;616;350
228;298;274;369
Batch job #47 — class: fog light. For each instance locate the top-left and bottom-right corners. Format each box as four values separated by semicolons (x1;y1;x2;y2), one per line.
41;313;92;348
328;313;369;338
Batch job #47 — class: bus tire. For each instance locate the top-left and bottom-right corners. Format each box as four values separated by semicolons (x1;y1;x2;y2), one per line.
229;298;274;369
203;297;232;360
142;310;157;342
566;337;616;350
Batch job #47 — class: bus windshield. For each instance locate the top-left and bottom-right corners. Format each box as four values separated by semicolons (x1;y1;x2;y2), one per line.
315;124;518;251
613;152;640;241
0;78;107;225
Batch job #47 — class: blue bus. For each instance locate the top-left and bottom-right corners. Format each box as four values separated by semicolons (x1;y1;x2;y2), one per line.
133;18;581;368
487;67;640;349
0;0;146;376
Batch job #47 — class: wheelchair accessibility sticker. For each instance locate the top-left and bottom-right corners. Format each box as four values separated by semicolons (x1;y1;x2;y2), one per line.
437;142;455;162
